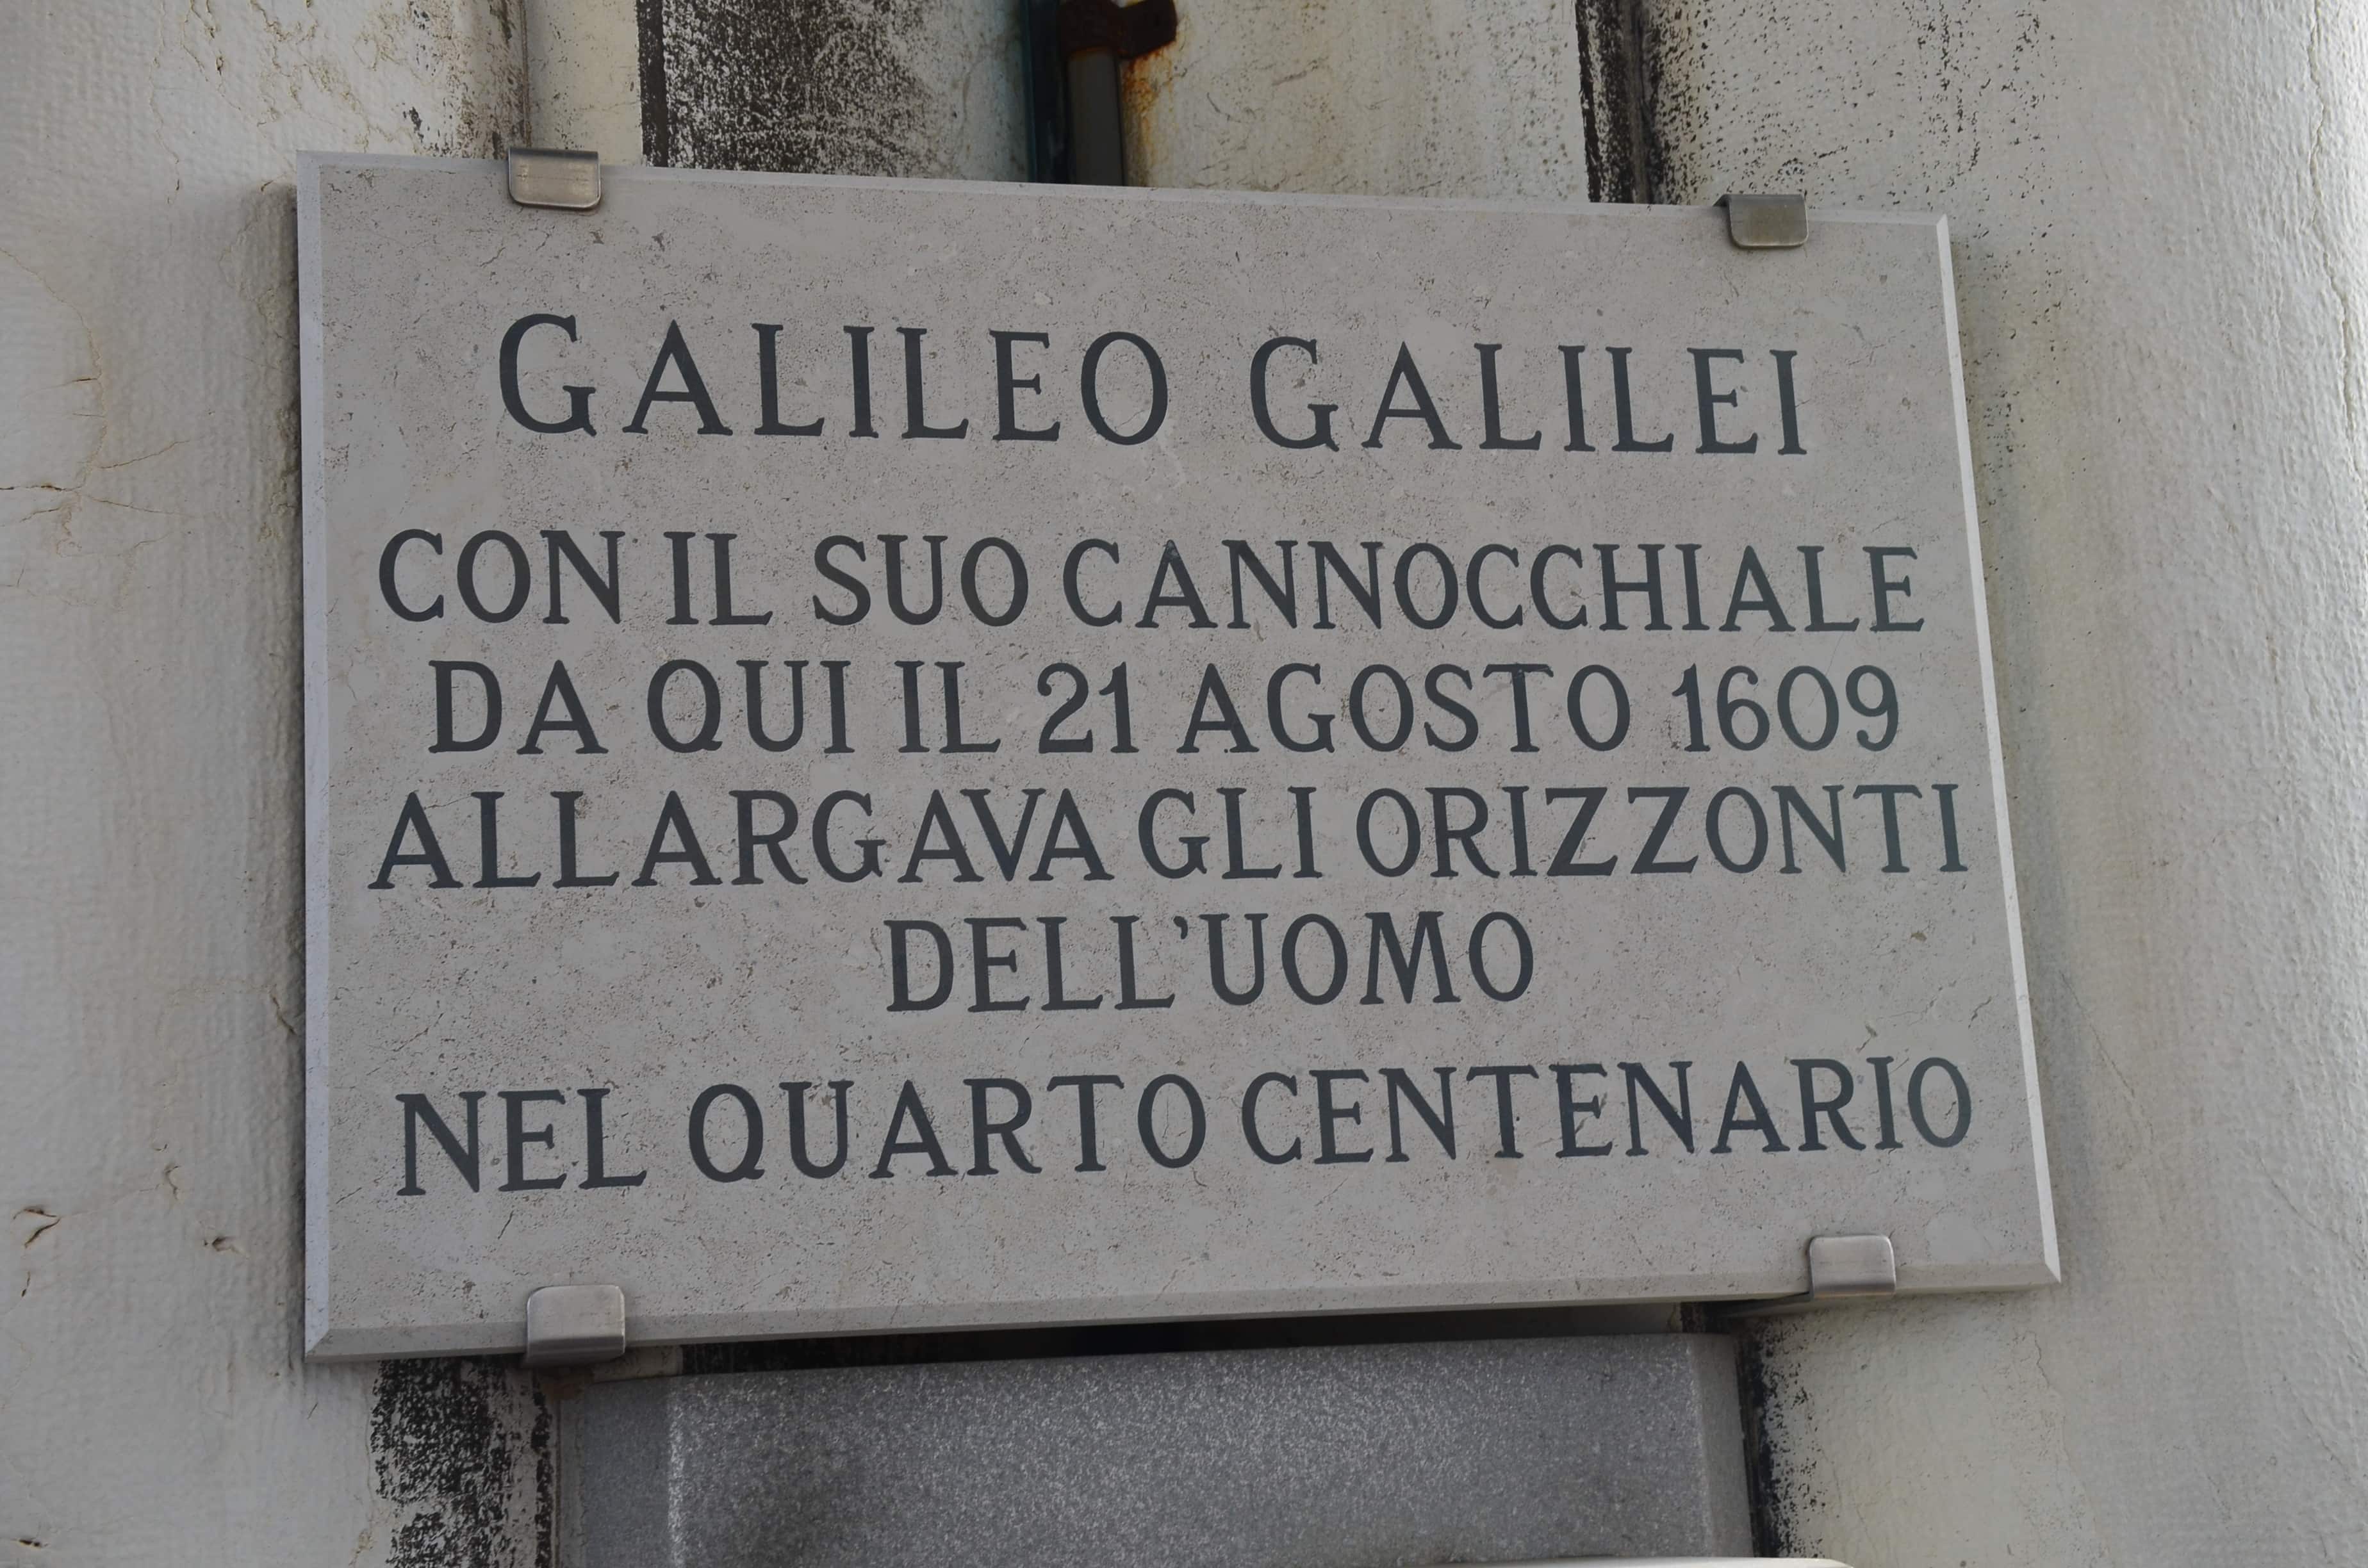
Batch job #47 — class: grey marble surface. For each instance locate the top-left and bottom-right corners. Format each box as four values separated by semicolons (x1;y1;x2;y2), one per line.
561;1333;1753;1567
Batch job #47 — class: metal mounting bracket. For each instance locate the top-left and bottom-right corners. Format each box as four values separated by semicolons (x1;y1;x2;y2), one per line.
1719;192;1808;249
506;147;602;212
1719;1234;1897;1319
522;1283;627;1367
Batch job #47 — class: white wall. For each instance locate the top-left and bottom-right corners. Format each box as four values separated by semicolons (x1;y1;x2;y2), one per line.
527;0;1022;179
1131;2;2368;1562
0;3;544;1564
1117;0;1599;200
1643;1;2368;1561
16;1;2365;1563
0;1;1028;1561
528;0;645;164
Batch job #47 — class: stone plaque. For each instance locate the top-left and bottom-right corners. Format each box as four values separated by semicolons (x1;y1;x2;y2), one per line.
300;156;2056;1357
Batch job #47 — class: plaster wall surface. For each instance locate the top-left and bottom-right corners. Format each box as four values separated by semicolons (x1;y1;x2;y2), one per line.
528;0;1022;180
1122;2;2368;1562
1638;1;2368;1562
15;0;2365;1563
1117;0;1609;200
0;1;545;1564
0;1;1038;1560
526;0;644;165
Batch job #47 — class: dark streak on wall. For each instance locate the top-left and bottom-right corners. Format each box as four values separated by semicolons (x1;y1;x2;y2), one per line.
635;0;933;175
1574;0;1650;203
371;1358;553;1568
636;0;674;167
1733;1321;1810;1558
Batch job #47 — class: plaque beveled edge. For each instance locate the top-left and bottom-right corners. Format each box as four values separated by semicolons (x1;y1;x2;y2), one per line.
289;156;2060;1360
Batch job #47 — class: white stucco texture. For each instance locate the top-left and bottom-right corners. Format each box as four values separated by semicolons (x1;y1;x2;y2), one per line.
1121;0;1600;200
528;0;1023;181
1643;0;2368;1562
0;1;540;1564
1121;0;2368;1560
13;0;2368;1562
